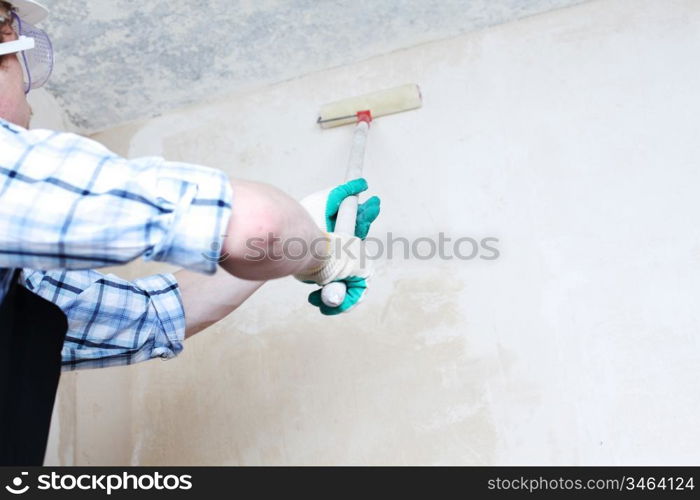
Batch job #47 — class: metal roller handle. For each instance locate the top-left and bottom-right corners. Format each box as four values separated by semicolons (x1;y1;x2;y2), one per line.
321;118;370;307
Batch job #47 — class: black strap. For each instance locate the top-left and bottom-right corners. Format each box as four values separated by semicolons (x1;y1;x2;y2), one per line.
0;269;68;465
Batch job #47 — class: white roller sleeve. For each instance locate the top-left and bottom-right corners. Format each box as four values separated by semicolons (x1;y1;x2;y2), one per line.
321;120;370;307
318;84;422;129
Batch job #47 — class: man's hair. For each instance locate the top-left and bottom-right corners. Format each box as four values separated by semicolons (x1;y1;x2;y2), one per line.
0;1;13;23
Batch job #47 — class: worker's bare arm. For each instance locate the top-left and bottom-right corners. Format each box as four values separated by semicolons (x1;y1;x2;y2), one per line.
220;179;329;280
179;177;380;336
177;180;326;338
176;269;265;338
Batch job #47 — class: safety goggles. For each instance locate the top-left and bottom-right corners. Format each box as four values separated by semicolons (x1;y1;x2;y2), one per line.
0;10;53;93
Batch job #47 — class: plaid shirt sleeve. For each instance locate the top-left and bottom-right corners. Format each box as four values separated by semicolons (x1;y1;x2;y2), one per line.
23;269;186;371
0;118;232;274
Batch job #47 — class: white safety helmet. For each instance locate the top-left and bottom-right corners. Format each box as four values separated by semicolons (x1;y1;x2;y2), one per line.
0;0;52;93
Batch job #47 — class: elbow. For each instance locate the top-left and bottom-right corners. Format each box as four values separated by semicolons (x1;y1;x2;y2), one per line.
220;180;286;279
238;207;285;260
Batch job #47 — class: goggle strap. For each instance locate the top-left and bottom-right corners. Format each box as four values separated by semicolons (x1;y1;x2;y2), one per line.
20;49;31;93
0;36;35;56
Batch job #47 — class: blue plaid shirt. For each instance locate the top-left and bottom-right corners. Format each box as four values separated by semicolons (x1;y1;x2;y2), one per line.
0;118;233;370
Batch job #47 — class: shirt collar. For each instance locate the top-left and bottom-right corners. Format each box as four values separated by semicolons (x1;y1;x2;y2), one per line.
0;117;23;134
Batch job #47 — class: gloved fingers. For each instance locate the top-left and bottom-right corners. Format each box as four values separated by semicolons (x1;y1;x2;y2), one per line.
355;195;381;239
325;178;369;231
307;276;368;315
332;177;369;200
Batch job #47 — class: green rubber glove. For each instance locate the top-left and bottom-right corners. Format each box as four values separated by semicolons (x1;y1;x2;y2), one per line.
297;178;381;315
324;178;381;238
308;276;368;315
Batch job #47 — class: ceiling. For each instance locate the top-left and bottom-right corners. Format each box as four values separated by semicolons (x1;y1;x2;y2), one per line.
37;0;589;132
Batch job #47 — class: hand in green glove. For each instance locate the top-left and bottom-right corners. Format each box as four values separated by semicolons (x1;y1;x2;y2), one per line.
296;178;381;315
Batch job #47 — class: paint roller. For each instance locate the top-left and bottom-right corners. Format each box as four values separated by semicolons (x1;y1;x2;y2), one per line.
317;84;423;308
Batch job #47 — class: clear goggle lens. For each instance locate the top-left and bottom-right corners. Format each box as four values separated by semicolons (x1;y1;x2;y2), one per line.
11;12;53;94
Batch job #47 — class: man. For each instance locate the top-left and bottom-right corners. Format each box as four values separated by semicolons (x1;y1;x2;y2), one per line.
0;0;380;464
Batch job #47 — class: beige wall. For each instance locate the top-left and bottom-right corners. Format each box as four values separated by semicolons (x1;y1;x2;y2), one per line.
47;0;700;464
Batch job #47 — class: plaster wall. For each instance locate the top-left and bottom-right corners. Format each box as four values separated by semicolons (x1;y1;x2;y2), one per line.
47;0;700;464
